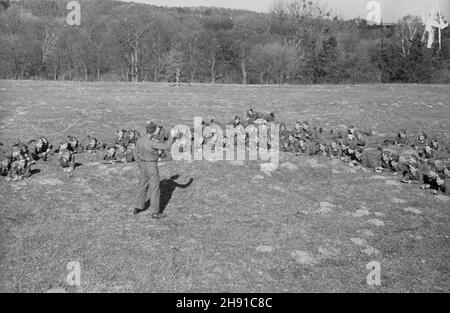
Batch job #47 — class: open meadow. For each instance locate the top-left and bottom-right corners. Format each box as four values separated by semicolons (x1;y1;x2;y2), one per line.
0;80;449;292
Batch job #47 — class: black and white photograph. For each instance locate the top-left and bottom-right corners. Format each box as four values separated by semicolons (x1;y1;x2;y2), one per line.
0;0;449;296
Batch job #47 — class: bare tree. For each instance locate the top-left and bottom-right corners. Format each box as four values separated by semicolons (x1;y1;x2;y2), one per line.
110;4;154;82
394;15;423;58
231;14;267;84
163;48;184;84
40;24;58;73
270;0;331;46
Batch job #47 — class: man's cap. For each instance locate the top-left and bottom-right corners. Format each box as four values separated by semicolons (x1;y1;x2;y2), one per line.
391;154;400;162
146;122;158;133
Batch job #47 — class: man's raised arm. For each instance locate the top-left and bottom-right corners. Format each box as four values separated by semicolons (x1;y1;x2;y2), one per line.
149;136;175;151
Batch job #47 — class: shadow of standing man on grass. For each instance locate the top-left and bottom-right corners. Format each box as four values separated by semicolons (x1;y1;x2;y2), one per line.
159;175;194;213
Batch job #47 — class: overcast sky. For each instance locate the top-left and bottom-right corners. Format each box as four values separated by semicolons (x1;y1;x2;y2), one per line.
122;0;450;23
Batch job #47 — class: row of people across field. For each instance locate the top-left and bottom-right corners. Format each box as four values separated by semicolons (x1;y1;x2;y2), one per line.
0;110;269;181
0;129;141;181
187;108;450;196
276;120;450;196
1;107;449;195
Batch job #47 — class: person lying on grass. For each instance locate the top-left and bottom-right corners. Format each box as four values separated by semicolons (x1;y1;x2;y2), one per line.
84;135;102;153
6;155;33;182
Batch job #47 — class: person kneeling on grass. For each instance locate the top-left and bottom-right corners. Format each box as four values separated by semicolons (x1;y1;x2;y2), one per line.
395;129;408;146
348;146;364;167
314;141;328;157
420;163;435;186
84;135;101;153
401;156;424;184
386;154;404;175
286;134;299;154
440;163;450;178
29;138;51;162
412;132;428;150
374;150;391;173
327;140;342;158
355;131;366;147
58;143;75;173
127;130;140;146
1;155;12;177
114;129;130;147
431;173;450;195
115;143;134;163
245;108;259;124
103;145;117;162
6;155;33;182
66;135;83;153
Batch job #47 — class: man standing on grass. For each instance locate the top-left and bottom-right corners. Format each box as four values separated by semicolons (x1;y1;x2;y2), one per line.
133;122;175;218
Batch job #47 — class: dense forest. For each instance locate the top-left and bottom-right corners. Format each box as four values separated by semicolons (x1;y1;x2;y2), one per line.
0;0;449;84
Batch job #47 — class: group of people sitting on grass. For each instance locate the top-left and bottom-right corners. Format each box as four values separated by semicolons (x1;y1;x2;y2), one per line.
0;129;140;181
1;108;449;196
277;121;450;196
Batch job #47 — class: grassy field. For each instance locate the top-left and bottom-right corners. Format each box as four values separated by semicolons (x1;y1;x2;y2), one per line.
0;80;449;293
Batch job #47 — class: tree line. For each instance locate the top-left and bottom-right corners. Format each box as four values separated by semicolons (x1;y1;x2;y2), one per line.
0;0;449;84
